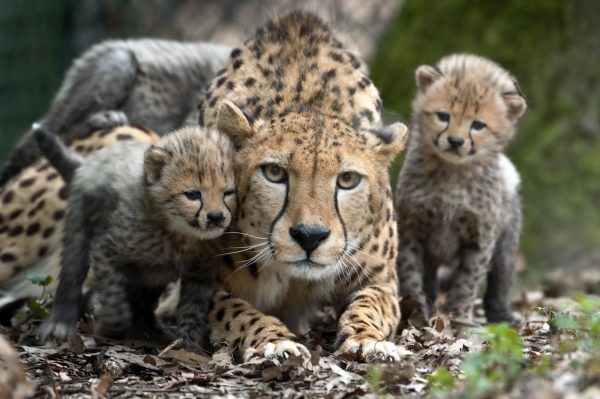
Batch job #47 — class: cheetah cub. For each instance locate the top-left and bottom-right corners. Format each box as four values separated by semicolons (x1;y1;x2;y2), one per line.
36;118;235;345
396;54;527;325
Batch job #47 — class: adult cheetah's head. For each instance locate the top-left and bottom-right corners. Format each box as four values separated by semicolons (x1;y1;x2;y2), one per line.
412;54;527;164
218;100;407;281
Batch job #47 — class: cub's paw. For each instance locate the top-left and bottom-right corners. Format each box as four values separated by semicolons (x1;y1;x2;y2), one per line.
243;340;310;363
38;320;76;343
85;110;129;133
336;338;409;363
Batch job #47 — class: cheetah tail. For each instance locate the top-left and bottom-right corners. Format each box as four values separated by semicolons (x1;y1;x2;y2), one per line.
32;123;82;183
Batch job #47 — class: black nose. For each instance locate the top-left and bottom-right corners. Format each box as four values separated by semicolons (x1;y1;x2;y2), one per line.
207;211;225;225
447;136;464;148
289;224;330;254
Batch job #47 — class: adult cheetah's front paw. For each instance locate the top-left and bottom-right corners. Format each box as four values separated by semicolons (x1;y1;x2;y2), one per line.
243;340;310;363
336;338;409;363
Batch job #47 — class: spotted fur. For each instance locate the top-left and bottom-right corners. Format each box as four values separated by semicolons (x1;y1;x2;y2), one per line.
395;54;527;324
201;12;408;362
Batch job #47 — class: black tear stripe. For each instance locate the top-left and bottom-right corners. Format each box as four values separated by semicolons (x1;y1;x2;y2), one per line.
468;128;476;155
267;179;289;262
434;123;449;146
334;184;348;275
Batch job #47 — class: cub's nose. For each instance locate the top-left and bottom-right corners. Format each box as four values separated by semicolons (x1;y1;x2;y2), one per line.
207;211;225;225
289;224;330;254
447;136;465;148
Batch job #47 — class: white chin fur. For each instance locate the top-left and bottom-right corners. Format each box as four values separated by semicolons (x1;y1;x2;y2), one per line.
284;261;339;281
498;154;521;196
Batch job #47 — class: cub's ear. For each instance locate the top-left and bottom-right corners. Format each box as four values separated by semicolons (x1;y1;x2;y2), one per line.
503;81;527;121
144;145;171;184
217;99;254;147
415;65;443;93
367;122;409;160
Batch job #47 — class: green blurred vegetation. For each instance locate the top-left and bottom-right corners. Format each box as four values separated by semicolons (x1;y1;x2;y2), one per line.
371;0;600;276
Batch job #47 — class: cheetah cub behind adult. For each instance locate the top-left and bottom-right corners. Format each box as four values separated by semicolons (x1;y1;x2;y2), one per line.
396;54;527;325
37;118;235;345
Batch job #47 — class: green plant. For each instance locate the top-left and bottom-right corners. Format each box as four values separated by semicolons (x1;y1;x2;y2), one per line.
366;365;387;398
26;273;53;319
427;324;525;398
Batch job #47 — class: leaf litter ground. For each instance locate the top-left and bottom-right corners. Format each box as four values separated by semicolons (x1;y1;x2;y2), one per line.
2;291;600;398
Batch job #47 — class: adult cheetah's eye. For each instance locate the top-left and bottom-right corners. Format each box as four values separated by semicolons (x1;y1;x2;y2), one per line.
261;163;288;184
224;189;235;197
184;190;202;201
337;171;362;190
436;111;450;123
471;120;486;131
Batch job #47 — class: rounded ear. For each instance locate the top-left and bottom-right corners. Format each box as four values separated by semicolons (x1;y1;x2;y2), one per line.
144;145;171;184
415;65;443;93
367;122;409;160
217;99;254;147
503;94;527;122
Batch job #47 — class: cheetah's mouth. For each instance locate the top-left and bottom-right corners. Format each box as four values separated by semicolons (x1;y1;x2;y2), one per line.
289;259;326;268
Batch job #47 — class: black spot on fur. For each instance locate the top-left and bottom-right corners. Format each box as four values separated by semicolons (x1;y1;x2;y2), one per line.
245;78;256;87
215;308;225;322
58;185;69;200
8;225;23;237
30;188;47;203
216;77;226;88
116;134;133;141
9;209;22;220
42;227;54;239
230;48;242;59
26;223;40;236
2;190;14;204
19;177;36;188
0;253;16;262
53;210;65;220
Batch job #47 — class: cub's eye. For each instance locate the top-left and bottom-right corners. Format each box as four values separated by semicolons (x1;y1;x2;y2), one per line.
436;111;450;123
224;189;235;197
337;171;362;190
184;190;202;201
261;163;287;183
471;120;486;131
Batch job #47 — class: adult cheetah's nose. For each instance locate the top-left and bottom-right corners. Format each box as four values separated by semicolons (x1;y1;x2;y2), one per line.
447;136;464;148
289;224;330;254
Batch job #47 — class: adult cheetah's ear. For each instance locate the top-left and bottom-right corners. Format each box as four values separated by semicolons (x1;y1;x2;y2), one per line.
503;80;527;121
368;122;409;160
415;65;443;93
144;145;171;185
217;99;254;148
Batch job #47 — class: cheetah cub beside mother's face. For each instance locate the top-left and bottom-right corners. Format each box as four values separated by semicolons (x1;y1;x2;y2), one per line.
37;119;235;346
396;54;527;325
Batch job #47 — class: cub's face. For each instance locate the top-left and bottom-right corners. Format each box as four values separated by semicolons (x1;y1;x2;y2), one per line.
217;101;406;281
144;127;236;240
412;56;526;164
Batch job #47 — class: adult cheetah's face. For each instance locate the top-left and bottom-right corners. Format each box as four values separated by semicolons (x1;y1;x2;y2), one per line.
412;58;526;164
217;100;407;281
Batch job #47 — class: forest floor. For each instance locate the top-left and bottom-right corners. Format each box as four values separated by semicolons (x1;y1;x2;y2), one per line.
1;274;600;398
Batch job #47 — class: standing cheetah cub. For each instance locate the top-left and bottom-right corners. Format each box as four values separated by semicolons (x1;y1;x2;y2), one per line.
396;54;527;325
37;118;235;345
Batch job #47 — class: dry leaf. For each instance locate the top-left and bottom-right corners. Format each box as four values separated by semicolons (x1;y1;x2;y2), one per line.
91;375;113;399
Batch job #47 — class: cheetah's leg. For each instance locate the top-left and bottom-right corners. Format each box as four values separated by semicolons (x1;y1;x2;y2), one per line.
209;289;310;362
335;281;405;362
397;237;430;325
442;246;494;322
171;274;215;350
92;258;132;338
484;206;521;323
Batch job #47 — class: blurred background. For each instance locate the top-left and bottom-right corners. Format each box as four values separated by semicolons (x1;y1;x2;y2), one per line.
0;0;598;292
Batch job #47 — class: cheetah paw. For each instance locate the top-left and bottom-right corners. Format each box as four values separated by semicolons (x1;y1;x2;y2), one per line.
336;338;410;363
243;340;310;363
